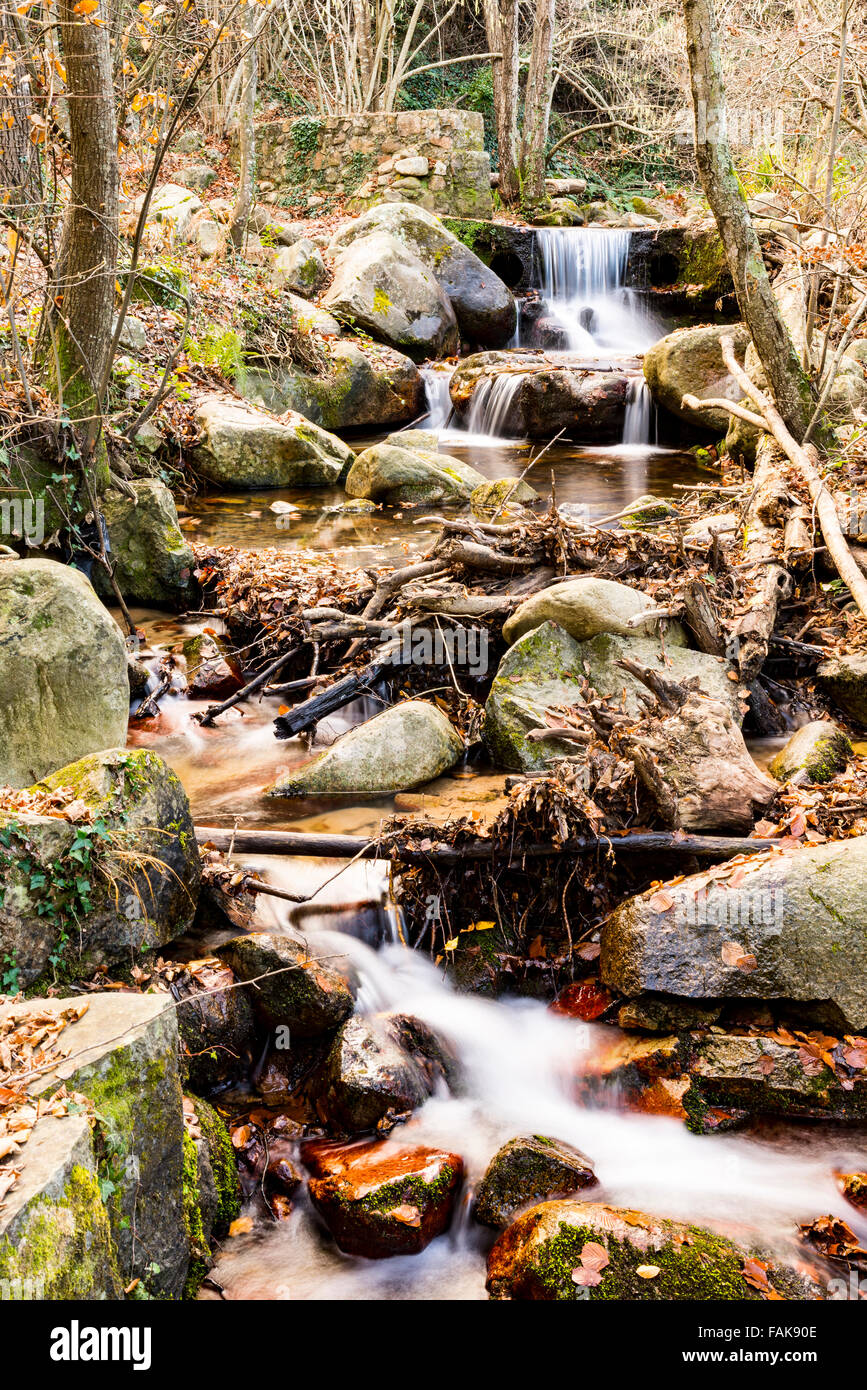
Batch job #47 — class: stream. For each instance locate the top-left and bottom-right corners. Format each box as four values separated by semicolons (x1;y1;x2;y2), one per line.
131;227;866;1299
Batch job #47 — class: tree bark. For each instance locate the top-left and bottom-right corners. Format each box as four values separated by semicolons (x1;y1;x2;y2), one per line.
0;13;34;200
483;0;520;203
519;0;556;208
46;0;118;480
228;37;257;250
681;0;818;443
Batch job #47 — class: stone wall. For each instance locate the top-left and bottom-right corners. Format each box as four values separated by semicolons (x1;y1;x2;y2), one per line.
256;110;492;219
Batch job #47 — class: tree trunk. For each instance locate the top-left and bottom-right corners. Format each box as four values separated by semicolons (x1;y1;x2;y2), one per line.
483;0;520;204
519;0;556;208
228;38;257;250
0;14;34;199
681;0;818;443
46;0;118;480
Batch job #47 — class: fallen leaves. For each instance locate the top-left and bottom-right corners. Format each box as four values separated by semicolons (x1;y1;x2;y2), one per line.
571;1239;610;1286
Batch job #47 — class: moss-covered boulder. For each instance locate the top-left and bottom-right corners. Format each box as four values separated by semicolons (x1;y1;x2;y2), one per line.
816;652;867;725
502;577;685;647
323;230;460;361
768;721;852;784
620;494;679;529
268;700;464;796
271;238;327;297
470;478;538;517
643;323;750;431
601;835;867;1032
486;1200;821;1300
216;931;356;1037
183;1095;241;1295
0;558;128;787
191;393;354;489
330;202;516;347
305;1137;464;1257
345;441;484;505
96;479;196;608
322;1015;442;1133
483;622;587;772
473;1136;597;1229
245;338;423;431
580;630;742;720
0;749;200;987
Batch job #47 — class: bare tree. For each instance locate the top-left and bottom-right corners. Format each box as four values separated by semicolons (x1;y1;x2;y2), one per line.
483;0;520;203
518;0;556;206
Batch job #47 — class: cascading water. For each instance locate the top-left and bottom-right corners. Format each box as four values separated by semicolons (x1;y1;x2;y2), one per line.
421;365;456;430
531;226;662;355
622;377;657;446
464;372;526;438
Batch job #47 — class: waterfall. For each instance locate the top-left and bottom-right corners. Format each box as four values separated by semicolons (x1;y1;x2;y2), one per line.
530;227;661;355
421;366;456;430
622;377;657;446
465;373;526;438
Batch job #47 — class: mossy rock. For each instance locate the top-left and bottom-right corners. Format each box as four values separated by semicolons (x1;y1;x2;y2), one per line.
487;1200;822;1300
768;721;852;784
473;1136;597;1229
345;442;484;505
182;1095;241;1296
216;931;355;1037
470;478;538;518
96;479;196;609
620;493;678;529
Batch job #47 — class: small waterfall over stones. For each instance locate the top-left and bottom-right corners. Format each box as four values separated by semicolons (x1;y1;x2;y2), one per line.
530;227;662;355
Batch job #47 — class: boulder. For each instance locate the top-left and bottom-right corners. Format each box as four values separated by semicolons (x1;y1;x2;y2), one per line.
176;163;216;193
182;632;244;699
470;478;538;517
244;338;423;432
183;1095;241;1289
268;700;463;796
330;203;516;347
323;230;459;361
170;958;257;1091
271;239;327;298
195;218;223;258
450;352;634;440
191;394;353;488
767;721;852;784
0;749;201;987
817;651;867;724
0;558;128;787
322;1014;447;1132
502;577;685;647
580;630;742;720
601;836;867;1032
685;1030;867;1124
473;1135;597;1229
96;479;195;608
643;323;751;431
304;1138;463;1258
345;441;485;505
248;204;303;245
138;183;202;239
216;932;355;1037
486;1200;821;1300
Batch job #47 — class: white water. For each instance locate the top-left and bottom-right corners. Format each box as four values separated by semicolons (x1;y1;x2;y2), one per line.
464;372;526;438
533;227;662;356
622;376;657;446
208;860;867;1301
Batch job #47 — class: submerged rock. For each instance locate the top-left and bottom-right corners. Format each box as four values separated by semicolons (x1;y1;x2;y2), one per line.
486;1200;822;1300
601;836;867;1032
643;323;750;430
191;394;353;488
322;1014;450;1132
473;1136;597;1228
0;558;128;787
268;700;464;796
768;720;852;784
345;441;485;505
97;479;195;608
305;1138;463;1257
502;576;684;646
331;202;516;347
323;230;459;361
217;932;356;1037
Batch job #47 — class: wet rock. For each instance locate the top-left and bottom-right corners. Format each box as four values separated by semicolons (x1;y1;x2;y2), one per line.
685;1031;867;1124
579;630;742;721
383;1012;463;1094
182;632;245;699
216;932;356;1037
170;957;258;1090
450;352;633;441
191;394;353;488
473;1136;597;1228
304;1138;463;1257
839;1173;867;1211
502;576;685;646
643;323;751;431
268;700;463;796
617;995;722;1033
96;479;195;608
322;1014;445;1132
768;721;852;784
127;652;151;699
183;1096;241;1291
271;239;327;298
470;478;539;518
323;230;459;361
331;202;516;347
483;622;587;772
345;441;484;505
601;835;867;1032
816;651;867;725
0;558;129;787
486;1200;822;1300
